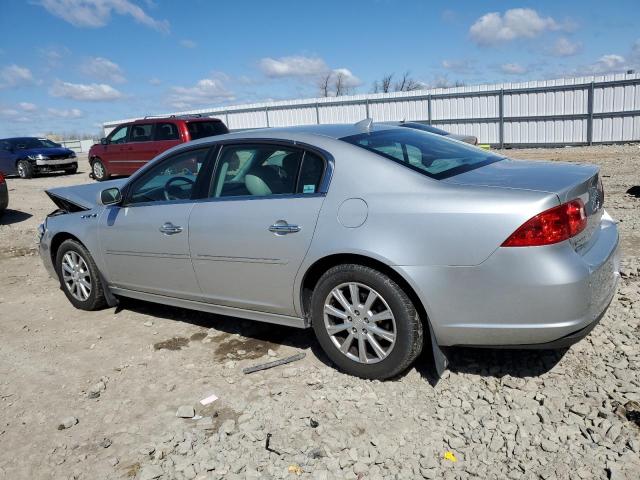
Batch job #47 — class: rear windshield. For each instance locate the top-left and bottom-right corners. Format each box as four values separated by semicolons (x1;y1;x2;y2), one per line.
186;121;228;140
341;128;502;180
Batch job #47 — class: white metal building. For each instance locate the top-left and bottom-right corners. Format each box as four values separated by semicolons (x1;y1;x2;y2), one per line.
104;72;640;147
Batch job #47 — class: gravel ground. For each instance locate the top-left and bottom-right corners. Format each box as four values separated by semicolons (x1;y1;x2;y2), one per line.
0;146;638;480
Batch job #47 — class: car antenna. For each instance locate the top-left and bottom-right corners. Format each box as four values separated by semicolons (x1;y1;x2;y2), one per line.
355;118;373;132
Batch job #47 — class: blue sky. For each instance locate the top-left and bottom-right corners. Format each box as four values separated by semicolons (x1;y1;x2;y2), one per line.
1;0;639;137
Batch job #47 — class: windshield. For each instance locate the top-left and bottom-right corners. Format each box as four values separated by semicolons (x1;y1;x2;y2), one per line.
11;138;60;149
341;128;502;180
187;121;228;140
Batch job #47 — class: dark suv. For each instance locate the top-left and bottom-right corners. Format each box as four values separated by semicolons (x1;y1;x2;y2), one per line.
0;137;78;179
89;115;228;181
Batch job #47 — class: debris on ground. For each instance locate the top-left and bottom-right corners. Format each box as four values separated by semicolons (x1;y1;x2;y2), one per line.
57;416;78;430
242;352;306;374
199;393;218;406
175;405;195;418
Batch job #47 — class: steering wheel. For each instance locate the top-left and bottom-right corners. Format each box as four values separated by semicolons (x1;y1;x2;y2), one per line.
163;176;195;201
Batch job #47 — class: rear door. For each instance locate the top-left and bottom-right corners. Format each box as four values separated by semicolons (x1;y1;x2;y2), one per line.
188;143;328;316
126;123;156;174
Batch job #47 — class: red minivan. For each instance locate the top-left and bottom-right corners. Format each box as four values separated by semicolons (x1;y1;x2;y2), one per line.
88;115;228;181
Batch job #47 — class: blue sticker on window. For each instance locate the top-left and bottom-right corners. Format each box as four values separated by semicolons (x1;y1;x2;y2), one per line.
303;184;315;194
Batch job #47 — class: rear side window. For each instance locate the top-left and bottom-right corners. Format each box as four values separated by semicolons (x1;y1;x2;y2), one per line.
187;121;228;140
341;129;502;180
130;124;153;142
298;152;325;194
154;122;180;141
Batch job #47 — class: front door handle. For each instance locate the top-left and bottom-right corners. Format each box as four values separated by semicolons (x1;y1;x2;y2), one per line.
159;222;183;235
269;220;301;235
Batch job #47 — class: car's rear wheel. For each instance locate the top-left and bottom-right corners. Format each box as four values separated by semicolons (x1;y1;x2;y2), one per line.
91;159;109;181
55;239;107;311
17;160;34;179
311;264;423;380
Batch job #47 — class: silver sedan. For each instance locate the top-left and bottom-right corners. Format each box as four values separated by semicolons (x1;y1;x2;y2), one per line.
38;121;620;379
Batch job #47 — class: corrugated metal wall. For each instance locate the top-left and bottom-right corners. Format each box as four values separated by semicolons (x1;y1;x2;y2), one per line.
104;72;640;146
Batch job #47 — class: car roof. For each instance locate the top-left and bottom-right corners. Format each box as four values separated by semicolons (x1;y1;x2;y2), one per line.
226;122;400;141
128;116;223;125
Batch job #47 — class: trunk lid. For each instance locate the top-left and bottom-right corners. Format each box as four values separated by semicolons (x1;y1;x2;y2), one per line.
46;179;127;212
444;159;604;252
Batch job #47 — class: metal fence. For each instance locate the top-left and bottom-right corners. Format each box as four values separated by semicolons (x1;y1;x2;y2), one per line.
104;72;640;147
59;139;95;153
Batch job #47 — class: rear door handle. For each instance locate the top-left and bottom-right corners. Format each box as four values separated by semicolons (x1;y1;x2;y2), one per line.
159;222;183;235
269;221;301;235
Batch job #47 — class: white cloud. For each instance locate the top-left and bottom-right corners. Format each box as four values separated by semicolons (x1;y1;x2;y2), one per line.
470;8;564;46
167;76;235;109
47;107;84;118
38;0;169;33
81;56;126;83
500;63;529;75
441;59;476;74
331;68;362;88
0;64;35;88
0;108;19;117
259;55;328;77
180;39;197;49
593;54;626;71
40;46;70;69
551;37;581;57
50;80;124;101
149;77;162;85
19;102;37;111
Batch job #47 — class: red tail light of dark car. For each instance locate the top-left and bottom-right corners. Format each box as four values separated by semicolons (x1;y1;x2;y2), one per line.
502;199;588;247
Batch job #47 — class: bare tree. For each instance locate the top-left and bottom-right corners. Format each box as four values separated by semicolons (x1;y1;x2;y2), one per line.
334;71;346;97
318;72;332;97
381;74;393;93
394;71;422;92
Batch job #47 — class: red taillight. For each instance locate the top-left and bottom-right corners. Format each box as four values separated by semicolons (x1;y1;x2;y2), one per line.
0;172;5;183
502;199;587;247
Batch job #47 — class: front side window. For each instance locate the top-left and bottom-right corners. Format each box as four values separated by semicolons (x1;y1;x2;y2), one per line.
342;128;502;180
130;124;153;142
108;125;129;145
128;148;208;205
210;144;306;198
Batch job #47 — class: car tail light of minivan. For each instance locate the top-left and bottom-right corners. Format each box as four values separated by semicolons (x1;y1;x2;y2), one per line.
501;199;587;247
0;172;5;184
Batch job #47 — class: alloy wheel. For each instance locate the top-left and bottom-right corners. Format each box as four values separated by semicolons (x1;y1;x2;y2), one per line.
61;251;92;301
93;161;105;179
323;282;397;364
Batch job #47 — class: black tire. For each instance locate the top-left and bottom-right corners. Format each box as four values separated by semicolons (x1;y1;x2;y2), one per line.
311;264;423;380
55;239;107;311
91;158;110;181
65;164;78;175
17;160;34;179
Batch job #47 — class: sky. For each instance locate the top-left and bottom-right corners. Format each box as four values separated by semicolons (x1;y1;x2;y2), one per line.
1;0;639;137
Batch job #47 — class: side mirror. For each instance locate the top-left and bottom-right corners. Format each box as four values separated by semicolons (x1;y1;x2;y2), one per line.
100;138;108;145
99;187;122;206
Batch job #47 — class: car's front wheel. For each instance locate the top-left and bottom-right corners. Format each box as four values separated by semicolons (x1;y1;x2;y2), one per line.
91;159;110;181
17;160;34;179
55;239;107;311
311;264;423;380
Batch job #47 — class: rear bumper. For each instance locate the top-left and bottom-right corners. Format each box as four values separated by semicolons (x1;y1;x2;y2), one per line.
0;182;8;210
399;211;620;347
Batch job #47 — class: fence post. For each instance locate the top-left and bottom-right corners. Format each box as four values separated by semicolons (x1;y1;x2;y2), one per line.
498;89;504;149
365;98;370;119
224;111;229;128
265;106;270;128
315;103;320;124
427;95;432;124
587;82;594;145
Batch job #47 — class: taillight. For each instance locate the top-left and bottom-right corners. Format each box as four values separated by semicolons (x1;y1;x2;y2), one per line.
0;172;5;184
502;199;587;247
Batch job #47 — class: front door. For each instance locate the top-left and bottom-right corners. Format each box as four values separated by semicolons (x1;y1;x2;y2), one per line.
99;147;212;298
189;143;328;315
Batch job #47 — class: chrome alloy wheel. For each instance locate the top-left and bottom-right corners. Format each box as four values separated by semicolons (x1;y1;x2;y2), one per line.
92;161;105;179
61;251;92;301
17;163;26;177
323;282;397;364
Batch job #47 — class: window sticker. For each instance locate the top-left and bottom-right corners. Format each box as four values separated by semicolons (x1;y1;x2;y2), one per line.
303;184;316;194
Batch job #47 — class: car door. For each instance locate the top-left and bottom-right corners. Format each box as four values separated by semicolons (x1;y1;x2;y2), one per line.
189;143;328;316
0;140;17;175
152;121;183;157
125;123;156;174
98;146;212;298
101;124;130;175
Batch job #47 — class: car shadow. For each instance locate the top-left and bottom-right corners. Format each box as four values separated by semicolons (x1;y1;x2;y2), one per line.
0;209;32;225
114;297;567;384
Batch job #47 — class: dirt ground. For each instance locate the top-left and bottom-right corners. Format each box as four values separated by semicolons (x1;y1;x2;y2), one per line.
0;146;638;480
